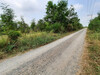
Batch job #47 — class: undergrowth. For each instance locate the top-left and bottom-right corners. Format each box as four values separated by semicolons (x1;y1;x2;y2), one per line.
0;31;74;59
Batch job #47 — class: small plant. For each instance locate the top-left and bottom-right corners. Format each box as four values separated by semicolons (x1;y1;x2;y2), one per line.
8;30;21;41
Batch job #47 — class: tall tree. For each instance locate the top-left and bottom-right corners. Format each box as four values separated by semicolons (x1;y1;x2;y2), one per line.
0;3;17;31
68;5;82;31
88;13;100;32
31;19;35;30
36;19;45;31
44;1;54;23
18;17;29;33
45;1;69;24
44;1;69;32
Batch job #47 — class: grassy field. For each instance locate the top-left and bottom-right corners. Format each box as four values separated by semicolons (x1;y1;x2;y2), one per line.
80;30;100;75
0;31;75;60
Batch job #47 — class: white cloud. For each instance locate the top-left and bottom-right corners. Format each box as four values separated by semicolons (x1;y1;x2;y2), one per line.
0;0;51;24
0;0;86;26
80;14;97;26
73;3;83;11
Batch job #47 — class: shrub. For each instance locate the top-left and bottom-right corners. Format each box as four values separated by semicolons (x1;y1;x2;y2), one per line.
0;35;8;48
8;30;21;41
45;25;52;32
67;24;73;31
51;23;61;33
61;26;65;33
45;22;62;33
0;52;6;59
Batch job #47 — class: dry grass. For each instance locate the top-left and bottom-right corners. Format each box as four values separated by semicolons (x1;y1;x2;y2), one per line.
0;31;65;60
0;35;8;48
79;30;100;75
0;31;77;60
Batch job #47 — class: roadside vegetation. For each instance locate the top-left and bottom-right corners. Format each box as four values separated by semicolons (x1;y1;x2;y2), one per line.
0;1;83;59
0;32;61;59
80;13;100;75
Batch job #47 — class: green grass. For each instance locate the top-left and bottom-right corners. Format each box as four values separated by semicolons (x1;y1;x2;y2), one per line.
0;31;76;60
0;35;8;48
81;30;100;75
17;32;60;52
0;31;75;59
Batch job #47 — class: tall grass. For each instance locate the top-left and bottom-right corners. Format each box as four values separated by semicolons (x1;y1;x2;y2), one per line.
88;31;100;41
17;32;60;52
80;30;100;75
0;35;8;48
0;31;76;59
0;32;61;59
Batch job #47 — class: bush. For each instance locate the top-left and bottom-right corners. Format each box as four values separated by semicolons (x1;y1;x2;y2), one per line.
45;25;52;32
8;30;21;41
45;22;62;33
67;24;73;31
51;23;62;33
0;35;8;48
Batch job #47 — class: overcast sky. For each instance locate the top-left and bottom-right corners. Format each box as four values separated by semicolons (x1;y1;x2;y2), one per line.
0;0;100;26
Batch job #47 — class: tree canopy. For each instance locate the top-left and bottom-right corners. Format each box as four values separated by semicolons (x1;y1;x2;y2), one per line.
0;1;83;34
88;13;100;32
44;1;83;33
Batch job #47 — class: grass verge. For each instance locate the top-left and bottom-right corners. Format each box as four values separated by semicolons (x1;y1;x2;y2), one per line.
79;30;100;75
0;31;75;60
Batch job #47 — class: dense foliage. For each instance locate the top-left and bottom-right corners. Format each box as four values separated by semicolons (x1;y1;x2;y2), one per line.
0;1;83;59
88;13;100;32
0;1;83;35
44;1;83;33
0;4;17;32
30;19;36;30
8;30;21;41
18;17;30;33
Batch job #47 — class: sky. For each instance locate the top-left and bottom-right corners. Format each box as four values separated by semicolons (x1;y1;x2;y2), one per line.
0;0;100;26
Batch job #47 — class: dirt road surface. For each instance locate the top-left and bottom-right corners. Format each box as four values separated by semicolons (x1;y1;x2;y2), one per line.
0;29;87;75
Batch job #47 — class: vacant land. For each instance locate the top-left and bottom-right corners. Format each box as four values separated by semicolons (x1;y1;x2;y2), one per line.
79;30;100;75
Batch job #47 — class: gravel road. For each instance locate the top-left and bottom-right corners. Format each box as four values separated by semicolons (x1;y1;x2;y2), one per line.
0;29;87;75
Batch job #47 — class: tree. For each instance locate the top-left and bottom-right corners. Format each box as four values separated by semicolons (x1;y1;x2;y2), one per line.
0;20;3;32
57;1;68;23
44;1;54;23
36;19;46;31
67;5;83;31
31;19;35;30
0;3;17;31
44;1;83;33
18;17;29;33
44;1;69;32
88;13;100;32
97;13;100;20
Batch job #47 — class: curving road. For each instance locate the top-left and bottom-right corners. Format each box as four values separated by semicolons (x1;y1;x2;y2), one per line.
0;29;87;75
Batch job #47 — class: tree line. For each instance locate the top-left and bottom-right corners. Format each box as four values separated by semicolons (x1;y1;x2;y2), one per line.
0;1;83;41
35;1;83;33
88;13;100;32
